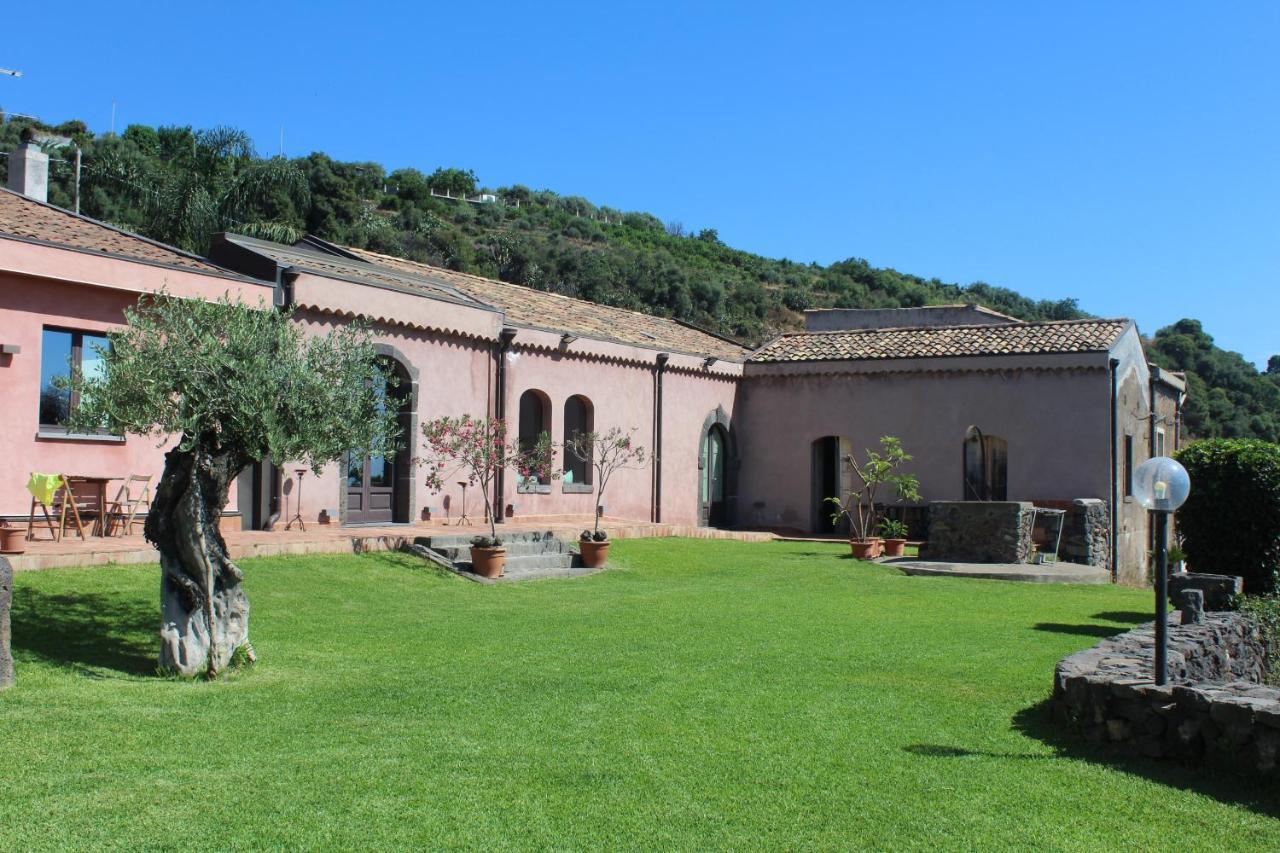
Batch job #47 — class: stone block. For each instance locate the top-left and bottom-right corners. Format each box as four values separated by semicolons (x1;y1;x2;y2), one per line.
0;556;12;690
1169;573;1244;612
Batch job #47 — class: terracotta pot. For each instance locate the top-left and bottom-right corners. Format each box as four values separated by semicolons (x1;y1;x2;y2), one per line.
882;538;907;557
469;546;507;578
849;538;878;559
0;526;25;555
579;539;610;568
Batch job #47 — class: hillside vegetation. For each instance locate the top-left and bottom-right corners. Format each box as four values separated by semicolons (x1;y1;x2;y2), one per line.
3;115;1278;441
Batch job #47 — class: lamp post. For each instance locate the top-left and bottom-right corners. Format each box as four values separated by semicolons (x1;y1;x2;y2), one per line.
1132;456;1191;685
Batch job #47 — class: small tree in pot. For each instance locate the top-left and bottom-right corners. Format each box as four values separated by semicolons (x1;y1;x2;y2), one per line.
563;427;647;568
65;293;399;677
826;436;920;560
419;416;555;578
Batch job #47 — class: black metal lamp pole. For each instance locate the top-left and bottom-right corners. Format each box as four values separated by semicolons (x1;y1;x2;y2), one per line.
1153;509;1169;686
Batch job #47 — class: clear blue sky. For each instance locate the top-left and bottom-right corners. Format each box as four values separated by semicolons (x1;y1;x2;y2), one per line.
5;2;1277;365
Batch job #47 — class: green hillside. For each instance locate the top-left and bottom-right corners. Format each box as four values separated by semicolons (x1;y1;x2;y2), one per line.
3;114;1277;441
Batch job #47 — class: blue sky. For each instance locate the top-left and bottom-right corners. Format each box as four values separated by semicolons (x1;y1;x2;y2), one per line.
5;2;1277;365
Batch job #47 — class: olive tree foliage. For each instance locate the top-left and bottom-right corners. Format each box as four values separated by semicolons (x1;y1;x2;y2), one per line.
68;293;399;676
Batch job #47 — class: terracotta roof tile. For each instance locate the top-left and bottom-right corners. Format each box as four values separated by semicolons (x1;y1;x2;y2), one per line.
345;246;749;361
749;319;1130;363
0;188;229;274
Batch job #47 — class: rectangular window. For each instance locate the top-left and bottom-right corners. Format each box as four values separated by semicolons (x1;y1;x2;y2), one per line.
1124;434;1135;497
1155;427;1166;458
39;327;111;432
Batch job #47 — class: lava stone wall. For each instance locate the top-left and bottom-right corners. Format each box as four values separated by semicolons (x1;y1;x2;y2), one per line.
1051;613;1280;775
1059;499;1109;568
925;501;1034;563
0;556;13;689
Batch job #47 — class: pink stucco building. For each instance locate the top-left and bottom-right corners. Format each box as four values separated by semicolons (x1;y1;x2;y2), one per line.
0;173;1185;583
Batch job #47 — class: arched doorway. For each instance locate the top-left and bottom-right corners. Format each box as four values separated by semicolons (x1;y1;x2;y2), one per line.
345;356;413;524
811;435;852;534
700;424;728;527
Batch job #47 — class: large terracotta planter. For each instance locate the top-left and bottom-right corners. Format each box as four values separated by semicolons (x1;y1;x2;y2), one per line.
469;546;507;578
849;538;878;559
579;540;610;568
882;538;907;557
0;526;25;555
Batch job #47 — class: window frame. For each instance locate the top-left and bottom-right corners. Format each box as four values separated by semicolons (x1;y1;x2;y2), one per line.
37;325;119;439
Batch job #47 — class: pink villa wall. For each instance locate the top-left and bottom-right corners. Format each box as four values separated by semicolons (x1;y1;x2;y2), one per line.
0;249;271;521
660;368;741;525
737;355;1114;533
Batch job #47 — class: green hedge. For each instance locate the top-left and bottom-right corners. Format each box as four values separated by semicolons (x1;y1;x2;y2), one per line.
1175;439;1280;594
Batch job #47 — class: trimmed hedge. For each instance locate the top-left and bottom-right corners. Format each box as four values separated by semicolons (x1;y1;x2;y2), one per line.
1176;439;1280;595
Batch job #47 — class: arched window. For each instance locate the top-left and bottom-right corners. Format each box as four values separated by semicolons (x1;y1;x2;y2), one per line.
562;395;594;486
963;426;1008;501
518;389;551;486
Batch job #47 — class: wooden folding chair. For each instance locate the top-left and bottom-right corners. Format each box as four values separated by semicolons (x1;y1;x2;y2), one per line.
25;475;89;542
106;474;153;536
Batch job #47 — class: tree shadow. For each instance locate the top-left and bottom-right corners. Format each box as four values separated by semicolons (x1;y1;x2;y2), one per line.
1011;700;1280;818
903;743;1052;760
10;585;158;677
1032;622;1131;638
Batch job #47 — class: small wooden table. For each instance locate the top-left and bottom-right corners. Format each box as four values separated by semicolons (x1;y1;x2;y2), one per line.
66;475;123;537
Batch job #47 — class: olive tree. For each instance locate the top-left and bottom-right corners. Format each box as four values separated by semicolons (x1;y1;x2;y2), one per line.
68;293;398;677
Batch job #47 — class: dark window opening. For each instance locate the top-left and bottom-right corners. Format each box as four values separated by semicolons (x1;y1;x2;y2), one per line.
1124;434;1134;497
562;394;594;486
39;327;111;433
963;427;1008;501
518;389;551;486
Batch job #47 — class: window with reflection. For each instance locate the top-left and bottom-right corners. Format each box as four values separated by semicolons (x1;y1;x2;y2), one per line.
39;327;111;432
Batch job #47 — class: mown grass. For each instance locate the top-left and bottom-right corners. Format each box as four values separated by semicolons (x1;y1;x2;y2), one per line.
2;539;1277;849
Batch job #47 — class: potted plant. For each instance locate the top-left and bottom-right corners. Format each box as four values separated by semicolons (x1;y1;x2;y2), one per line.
0;521;25;555
879;518;909;557
826;436;920;560
563;426;647;569
419;415;555;578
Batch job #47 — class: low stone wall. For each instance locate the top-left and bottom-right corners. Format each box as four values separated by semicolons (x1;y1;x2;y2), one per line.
925;501;1033;563
1051;612;1280;775
0;556;13;689
1058;499;1109;568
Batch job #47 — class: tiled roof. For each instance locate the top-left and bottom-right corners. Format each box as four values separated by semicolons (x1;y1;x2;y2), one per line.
0;188;230;275
220;235;488;309
344;246;750;361
749;319;1130;363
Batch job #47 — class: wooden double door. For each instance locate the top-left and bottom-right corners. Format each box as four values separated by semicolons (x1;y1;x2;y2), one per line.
345;361;411;525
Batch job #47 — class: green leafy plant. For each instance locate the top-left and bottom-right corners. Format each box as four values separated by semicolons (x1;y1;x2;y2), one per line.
879;518;909;540
1239;595;1280;686
826;436;921;542
1176;438;1280;594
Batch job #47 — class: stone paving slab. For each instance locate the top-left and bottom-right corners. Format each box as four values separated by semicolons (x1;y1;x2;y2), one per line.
885;558;1110;584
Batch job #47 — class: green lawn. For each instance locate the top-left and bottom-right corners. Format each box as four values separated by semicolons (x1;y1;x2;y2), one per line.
2;539;1277;849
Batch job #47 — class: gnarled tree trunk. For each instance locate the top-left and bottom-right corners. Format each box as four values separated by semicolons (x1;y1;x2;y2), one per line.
146;443;253;677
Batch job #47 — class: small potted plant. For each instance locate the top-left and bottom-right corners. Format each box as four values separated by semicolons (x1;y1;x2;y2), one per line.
826;436;920;561
563;426;647;568
879;518;909;557
419;415;555;578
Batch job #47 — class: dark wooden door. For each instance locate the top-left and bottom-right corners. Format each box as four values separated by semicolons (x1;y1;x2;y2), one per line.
345;450;395;524
700;426;726;527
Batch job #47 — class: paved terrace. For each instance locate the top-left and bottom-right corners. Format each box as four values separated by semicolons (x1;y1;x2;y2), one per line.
6;516;776;571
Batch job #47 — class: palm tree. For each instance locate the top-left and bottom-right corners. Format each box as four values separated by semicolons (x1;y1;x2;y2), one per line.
86;127;309;253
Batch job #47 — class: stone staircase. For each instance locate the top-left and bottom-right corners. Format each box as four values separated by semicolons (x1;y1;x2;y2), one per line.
411;530;595;581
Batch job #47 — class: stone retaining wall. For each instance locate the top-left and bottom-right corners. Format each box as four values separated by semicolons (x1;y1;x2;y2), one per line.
1058;499;1109;568
1051;612;1279;775
0;556;12;689
926;501;1034;563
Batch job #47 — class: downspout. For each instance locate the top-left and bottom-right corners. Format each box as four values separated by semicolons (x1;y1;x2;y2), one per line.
1109;358;1120;582
653;352;670;523
494;327;517;525
1148;369;1157;457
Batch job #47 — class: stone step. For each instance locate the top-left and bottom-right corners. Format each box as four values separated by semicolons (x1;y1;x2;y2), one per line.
456;552;577;574
418;531;566;550
428;540;571;560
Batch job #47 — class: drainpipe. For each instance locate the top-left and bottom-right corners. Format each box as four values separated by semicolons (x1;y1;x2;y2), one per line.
653;352;670;523
494;327;517;525
1148;369;1157;457
1109;358;1120;582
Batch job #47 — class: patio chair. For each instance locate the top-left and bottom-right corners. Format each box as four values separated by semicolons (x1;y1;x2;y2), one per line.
106;474;153;536
25;473;90;542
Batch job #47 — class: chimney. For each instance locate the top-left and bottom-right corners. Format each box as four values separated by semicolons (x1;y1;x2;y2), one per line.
7;127;48;203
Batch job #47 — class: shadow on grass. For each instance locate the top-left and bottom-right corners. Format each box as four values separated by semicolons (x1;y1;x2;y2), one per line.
1032;622;1131;638
10;585;158;677
1090;610;1150;624
903;743;1052;760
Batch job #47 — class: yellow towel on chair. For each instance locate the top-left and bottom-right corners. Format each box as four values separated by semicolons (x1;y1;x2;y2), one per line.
26;473;62;507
